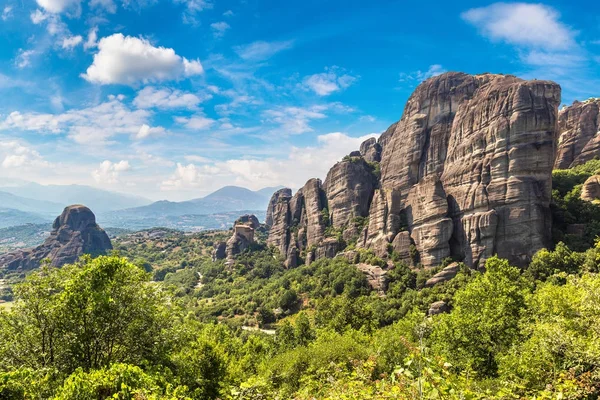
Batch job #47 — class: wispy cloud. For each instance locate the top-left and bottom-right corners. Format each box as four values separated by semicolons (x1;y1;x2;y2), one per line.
399;64;446;84
234;40;294;61
211;21;230;38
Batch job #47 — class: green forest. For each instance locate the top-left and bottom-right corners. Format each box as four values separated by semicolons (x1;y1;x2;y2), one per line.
1;160;600;399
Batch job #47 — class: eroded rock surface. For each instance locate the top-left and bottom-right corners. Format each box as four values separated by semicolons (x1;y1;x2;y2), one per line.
266;188;292;227
554;99;600;169
0;205;112;271
266;72;560;269
581;175;600;202
424;262;460;288
224;214;259;262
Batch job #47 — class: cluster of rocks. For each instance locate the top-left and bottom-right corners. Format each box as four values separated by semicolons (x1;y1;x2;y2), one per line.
212;214;260;264
0;205;112;271
267;72;561;269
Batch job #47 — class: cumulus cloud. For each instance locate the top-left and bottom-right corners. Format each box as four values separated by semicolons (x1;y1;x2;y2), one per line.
234;40;294;61
160;132;379;193
62;35;83;49
302;67;358;96
0;95;162;145
82;33;203;86
174;114;215;130
92;160;131;183
211;21;230;38
135;124;166;140
133;86;206;109
0;141;51;169
36;0;80;14
461;3;576;51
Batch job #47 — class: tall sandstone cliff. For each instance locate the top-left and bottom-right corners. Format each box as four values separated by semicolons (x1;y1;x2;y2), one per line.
0;205;112;271
268;72;561;268
554;99;600;169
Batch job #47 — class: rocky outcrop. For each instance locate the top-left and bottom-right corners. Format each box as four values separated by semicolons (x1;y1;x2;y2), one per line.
581;175;600;202
265;188;292;227
0;205;112;271
356;263;387;295
212;242;227;261
222;215;259;262
359;137;382;163
266;72;560;269
554;99;600;169
362;72;560;267
424;262;460;288
428;300;450;316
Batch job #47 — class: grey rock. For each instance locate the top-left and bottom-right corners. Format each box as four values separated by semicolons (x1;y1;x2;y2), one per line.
554;99;600;169
425;262;460;288
0;205;112;271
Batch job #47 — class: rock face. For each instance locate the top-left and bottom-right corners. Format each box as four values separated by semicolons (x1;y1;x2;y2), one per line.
424;262;460;288
323;157;377;228
364;72;560;267
581;175;600;202
221;214;259;262
0;205;112;271
554;99;600;169
266;72;561;269
265;188;292;227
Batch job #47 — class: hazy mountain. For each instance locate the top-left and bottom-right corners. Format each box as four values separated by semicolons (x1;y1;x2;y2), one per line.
0;191;64;215
0;208;52;229
106;185;281;220
0;183;152;213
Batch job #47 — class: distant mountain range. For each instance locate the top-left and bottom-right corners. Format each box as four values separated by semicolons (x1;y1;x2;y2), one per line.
0;183;281;232
105;186;280;219
0;183;151;213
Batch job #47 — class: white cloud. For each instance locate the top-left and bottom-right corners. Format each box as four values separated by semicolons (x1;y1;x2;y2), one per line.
184;155;211;163
92;160;131;183
15;50;36;69
399;64;447;83
461;3;576;51
133;86;206;109
62;35;83;49
173;0;212;24
0;95;160;145
262;105;328;134
84;26;98;50
0;141;51;169
2;6;12;20
36;0;80;14
223;10;233;17
234;40;294;61
82;33;203;86
174;115;215;130
160;132;379;193
135;124;166;140
90;0;116;13
30;9;48;23
211;21;230;38
302;67;358;96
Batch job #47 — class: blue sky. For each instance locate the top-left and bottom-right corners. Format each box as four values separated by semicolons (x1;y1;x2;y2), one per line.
0;0;599;201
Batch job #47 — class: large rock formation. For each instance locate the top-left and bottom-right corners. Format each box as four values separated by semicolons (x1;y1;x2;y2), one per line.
0;205;112;271
364;72;560;267
213;214;260;263
554;99;600;169
267;72;561;269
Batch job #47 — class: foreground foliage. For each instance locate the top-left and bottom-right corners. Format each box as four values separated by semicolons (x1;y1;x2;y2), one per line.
1;243;600;399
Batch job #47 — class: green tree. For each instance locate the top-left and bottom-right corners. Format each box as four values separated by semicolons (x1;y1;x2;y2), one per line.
431;256;529;377
0;255;171;373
